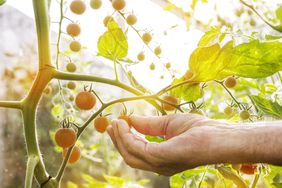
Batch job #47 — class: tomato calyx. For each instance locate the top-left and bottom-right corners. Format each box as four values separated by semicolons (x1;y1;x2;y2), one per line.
118;104;133;127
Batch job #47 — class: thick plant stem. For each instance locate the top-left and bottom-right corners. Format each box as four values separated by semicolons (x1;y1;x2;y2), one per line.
25;155;39;188
33;0;53;69
22;68;56;186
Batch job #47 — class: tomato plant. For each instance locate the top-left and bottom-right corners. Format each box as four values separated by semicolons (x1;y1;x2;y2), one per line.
1;0;282;187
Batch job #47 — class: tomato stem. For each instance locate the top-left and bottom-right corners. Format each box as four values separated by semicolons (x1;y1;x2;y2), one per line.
55;94;160;181
0;100;22;109
239;0;282;32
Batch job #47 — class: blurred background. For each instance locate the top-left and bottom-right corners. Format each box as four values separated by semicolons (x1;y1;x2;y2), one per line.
0;0;281;187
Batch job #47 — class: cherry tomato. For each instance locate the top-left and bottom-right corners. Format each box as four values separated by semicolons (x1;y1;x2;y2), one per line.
62;146;81;164
126;14;137;25
75;91;96;110
94;116;110;133
55;128;77;148
112;0;126;11
224;76;237;88
70;0;86;15
142;32;152;44
162;95;178;111
240;110;250;120
240;164;257;175
67;23;81;37
69;40;81;52
90;0;102;9
118;115;132;127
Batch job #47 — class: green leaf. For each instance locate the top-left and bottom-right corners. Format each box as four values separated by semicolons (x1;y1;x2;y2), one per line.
67;181;78;188
170;77;202;102
250;95;282;118
0;0;6;6
265;35;282;40
103;175;125;186
188;40;282;82
198;27;221;47
163;2;176;11
217;166;247;188
51;104;63;117
275;6;282;24
97;21;128;60
82;174;107;188
145;135;164;143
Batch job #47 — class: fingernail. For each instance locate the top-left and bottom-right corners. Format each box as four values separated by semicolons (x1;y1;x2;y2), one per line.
111;119;118;126
117;119;129;132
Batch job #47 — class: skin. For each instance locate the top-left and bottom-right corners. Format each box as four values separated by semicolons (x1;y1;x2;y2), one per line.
107;113;282;176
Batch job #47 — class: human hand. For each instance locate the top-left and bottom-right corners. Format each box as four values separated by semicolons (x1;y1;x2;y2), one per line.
107;114;255;176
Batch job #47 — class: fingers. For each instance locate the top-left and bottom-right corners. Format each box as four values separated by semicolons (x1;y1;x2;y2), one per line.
130;115;170;136
109;120;155;171
107;119;191;176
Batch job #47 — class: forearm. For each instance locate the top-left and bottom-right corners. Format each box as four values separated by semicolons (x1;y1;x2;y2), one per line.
209;121;282;165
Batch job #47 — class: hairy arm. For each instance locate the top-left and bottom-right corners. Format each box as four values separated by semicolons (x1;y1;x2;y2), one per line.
107;114;282;175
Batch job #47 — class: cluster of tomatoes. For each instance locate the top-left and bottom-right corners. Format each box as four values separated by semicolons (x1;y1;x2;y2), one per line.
222;76;251;120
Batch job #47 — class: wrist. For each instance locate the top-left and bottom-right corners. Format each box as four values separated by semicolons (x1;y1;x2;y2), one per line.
211;122;282;165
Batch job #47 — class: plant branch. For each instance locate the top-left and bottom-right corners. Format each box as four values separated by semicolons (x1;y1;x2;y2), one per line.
251;174;260;188
156;79;198;96
0;100;22;109
239;0;282;32
55;94;159;181
53;70;166;114
55;0;64;69
215;80;243;110
32;0;53;68
25;155;39;188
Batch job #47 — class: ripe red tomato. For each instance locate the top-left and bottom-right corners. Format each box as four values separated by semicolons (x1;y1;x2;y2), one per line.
240;164;257;174
62;146;81;164
224;76;237;88
55;128;77;148
75;91;96;110
94;116;110;133
118;115;132;127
